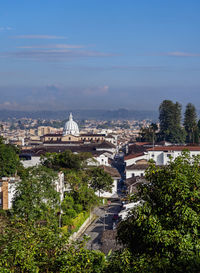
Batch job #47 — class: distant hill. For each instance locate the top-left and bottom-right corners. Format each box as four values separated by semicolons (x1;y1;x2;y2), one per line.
0;109;157;121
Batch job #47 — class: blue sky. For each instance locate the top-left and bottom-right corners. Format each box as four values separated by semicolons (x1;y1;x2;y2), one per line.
0;0;200;110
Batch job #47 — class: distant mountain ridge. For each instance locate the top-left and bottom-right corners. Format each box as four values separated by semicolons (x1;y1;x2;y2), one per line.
0;109;157;121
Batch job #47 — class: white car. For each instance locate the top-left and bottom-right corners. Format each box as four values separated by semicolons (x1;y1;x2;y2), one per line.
119;201;144;220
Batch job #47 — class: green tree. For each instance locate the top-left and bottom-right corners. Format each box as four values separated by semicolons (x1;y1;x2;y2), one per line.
13;166;60;224
159;100;186;143
42;150;91;171
0;142;21;177
0;217;106;273
64;170;98;210
89;167;113;197
115;153;200;273
184;103;198;143
138;123;158;143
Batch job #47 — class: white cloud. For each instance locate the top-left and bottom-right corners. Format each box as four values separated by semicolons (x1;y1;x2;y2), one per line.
164;52;200;57
0;49;114;61
154;51;200;57
83;85;109;96
0;26;13;32
18;44;84;49
13;35;67;39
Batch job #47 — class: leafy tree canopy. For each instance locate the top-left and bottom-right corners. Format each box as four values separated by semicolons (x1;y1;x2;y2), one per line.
89;167;113;197
137;123;158;143
13;166;60;224
41;150;92;171
115;152;200;273
0;217;106;273
0;142;21;177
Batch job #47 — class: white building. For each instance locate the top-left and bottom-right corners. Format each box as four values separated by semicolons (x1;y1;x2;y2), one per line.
124;146;200;179
125;146;200;167
126;164;148;179
147;146;200;165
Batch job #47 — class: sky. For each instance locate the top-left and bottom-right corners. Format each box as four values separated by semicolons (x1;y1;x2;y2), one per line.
0;0;200;111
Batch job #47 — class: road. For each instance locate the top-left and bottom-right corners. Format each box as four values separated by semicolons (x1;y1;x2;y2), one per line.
81;200;121;251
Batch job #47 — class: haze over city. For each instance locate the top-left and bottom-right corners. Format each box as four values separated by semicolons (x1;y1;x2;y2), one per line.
0;0;200;110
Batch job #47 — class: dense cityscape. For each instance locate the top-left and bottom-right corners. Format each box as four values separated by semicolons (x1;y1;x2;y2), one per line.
1;1;200;272
0;100;200;272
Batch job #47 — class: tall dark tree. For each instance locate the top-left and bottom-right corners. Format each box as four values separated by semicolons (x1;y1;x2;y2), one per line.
138;123;158;143
184;103;198;143
159;100;185;143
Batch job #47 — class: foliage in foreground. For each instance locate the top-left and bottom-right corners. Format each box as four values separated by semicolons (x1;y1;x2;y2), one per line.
0;217;105;273
0;138;21;177
115;152;200;273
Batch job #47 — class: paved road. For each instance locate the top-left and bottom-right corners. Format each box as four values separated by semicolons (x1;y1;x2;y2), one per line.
81;200;121;251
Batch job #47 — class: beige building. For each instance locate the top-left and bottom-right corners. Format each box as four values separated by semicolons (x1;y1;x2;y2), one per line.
41;113;105;144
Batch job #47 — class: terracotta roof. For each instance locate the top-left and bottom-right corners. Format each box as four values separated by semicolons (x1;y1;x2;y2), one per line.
21;142;116;157
124;152;145;160
99;165;121;178
128;144;147;154
147;146;200;152
92;150;112;157
126;164;149;170
134;142;151;146
21;145;95;156
96;141;116;149
125;176;148;187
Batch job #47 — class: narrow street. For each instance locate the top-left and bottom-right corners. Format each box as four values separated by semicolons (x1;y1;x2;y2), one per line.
81;200;121;251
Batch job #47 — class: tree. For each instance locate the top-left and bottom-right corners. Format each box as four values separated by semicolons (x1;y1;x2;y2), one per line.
0;142;21;177
159;100;186;143
115;153;200;272
0;217;106;272
0;165;106;272
90;167;113;197
184;103;198;143
13;166;60;224
138;123;158;143
42;150;91;171
64;170;98;211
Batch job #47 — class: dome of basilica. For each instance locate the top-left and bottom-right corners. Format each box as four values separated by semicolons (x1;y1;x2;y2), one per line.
63;113;79;136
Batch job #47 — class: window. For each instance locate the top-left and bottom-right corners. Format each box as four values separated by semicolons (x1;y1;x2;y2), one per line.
167;154;171;158
141;173;144;177
132;173;135;177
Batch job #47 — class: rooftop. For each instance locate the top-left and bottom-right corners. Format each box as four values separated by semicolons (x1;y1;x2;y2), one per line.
147;146;200;152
